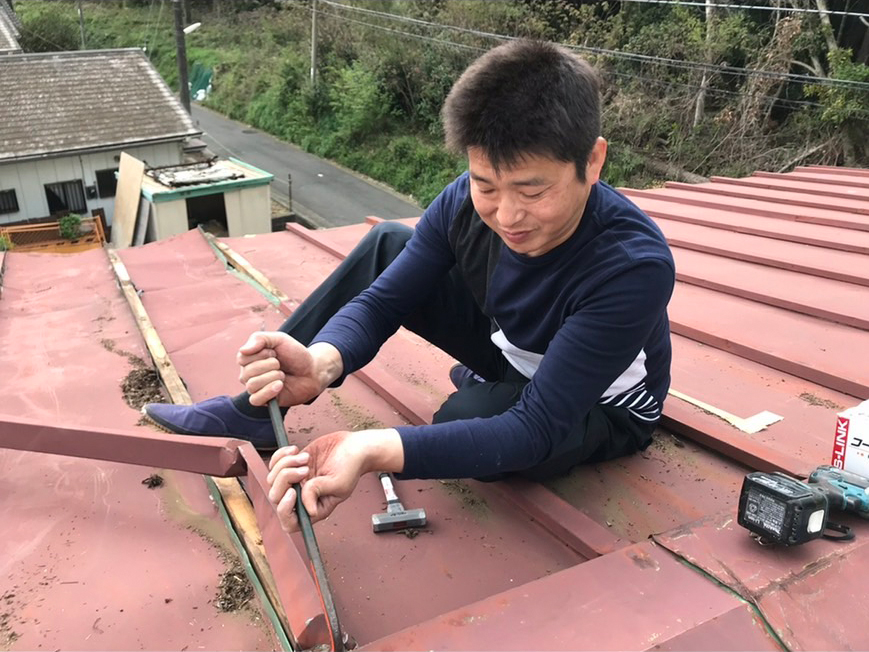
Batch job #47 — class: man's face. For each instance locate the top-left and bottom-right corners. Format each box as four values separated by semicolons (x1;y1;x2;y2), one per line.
468;139;606;257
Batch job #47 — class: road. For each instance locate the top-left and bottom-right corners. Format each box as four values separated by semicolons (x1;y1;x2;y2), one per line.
191;104;423;228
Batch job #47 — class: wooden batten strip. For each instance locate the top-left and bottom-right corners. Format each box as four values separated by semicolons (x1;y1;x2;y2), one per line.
201;231;291;307
106;248;294;644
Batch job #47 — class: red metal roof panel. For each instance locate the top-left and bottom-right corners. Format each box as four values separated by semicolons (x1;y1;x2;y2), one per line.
753;170;869;188
710;175;868;201
0;249;278;651
673;246;869;328
655;510;869;650
2;165;867;651
623;187;869;231
630;195;869;254
361;542;781;651
670;283;869;397
663;180;869;217
120;228;586;646
656;216;869;287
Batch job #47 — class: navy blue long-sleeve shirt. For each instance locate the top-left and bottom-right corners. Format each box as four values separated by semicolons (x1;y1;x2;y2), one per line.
313;173;675;479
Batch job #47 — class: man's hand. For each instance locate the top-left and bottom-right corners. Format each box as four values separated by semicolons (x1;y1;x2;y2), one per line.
237;332;343;407
266;429;405;532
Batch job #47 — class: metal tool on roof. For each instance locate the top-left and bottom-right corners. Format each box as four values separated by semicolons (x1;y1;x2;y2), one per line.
809;465;869;516
737;465;869;546
372;473;427;532
267;399;345;652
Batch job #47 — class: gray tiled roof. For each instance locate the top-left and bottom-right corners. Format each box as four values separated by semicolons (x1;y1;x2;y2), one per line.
0;0;21;30
0;5;20;54
0;49;200;162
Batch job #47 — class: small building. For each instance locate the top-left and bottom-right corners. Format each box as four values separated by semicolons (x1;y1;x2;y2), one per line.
137;157;274;242
0;48;200;226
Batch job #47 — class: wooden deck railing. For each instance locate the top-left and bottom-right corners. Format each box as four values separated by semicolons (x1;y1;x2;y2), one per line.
0;217;106;253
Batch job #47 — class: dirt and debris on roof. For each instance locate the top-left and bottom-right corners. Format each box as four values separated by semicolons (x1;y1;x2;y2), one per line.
0;165;867;650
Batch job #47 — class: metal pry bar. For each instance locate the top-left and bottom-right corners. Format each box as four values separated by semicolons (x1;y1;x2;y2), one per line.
267;399;345;652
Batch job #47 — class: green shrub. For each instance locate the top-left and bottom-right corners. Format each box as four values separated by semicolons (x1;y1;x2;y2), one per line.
329;62;391;141
0;234;12;251
18;6;81;53
58;213;82;240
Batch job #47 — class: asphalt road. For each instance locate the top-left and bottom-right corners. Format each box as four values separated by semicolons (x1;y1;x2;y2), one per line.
190;104;423;228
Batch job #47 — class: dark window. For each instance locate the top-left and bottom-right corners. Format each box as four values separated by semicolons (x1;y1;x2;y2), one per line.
45;179;87;214
0;189;19;215
95;168;119;198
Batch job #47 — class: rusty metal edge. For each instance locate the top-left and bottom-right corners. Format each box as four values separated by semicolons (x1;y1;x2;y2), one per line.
106;246;329;650
238;446;333;650
200;229;293;316
0;414;248;476
481;477;629;558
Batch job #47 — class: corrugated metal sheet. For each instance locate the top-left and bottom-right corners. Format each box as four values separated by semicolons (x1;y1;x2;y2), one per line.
0;249;278;651
0;165;867;650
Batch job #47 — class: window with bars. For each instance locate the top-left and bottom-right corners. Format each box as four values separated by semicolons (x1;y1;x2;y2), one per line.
0;189;19;215
95;168;119;198
45;180;87;214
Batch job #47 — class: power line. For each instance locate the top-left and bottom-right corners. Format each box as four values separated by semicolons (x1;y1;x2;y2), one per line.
146;0;166;59
317;4;861;115
614;0;869;19
573;43;869;91
318;0;869;91
606;69;860;114
318;10;486;53
142;0;156;51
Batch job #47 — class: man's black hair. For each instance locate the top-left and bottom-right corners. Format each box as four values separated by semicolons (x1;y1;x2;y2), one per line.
442;39;601;181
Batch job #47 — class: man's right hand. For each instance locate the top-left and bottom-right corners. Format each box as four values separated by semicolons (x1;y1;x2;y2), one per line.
236;332;343;407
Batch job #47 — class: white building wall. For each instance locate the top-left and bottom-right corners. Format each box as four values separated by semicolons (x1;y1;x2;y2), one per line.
152;200;188;240
224;185;271;237
0;141;183;226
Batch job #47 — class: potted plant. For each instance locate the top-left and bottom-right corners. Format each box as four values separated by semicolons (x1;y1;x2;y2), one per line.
58;213;82;240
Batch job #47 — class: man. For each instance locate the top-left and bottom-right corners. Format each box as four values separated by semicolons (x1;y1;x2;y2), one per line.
145;39;675;533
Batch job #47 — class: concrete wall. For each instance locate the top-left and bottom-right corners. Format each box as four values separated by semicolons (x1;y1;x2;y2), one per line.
224;185;271;236
0;142;183;226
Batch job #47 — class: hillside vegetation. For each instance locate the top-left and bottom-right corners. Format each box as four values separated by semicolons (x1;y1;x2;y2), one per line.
16;0;869;206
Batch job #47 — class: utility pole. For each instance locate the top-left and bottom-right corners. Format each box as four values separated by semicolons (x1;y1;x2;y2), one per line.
77;0;86;49
310;0;318;86
173;0;192;114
